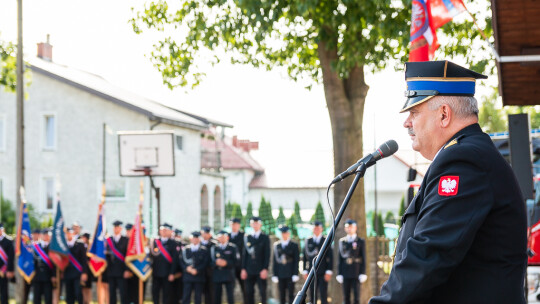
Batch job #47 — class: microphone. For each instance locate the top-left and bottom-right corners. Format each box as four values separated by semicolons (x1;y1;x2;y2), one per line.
332;140;399;184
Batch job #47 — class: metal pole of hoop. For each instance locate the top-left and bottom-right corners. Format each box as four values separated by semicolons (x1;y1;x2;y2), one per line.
293;163;367;304
133;167;161;230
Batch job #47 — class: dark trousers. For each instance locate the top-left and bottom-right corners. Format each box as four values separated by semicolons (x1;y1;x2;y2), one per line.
64;277;83;304
171;278;183;304
127;276;138;304
23;281;31;304
152;277;172;304
33;281;53;304
0;277;8;304
109;276;127;304
245;275;267;304
278;278;295;304
307;275;328;304
213;281;234;304
342;278;360;304
182;282;204;304
234;268;246;303
203;270;213;304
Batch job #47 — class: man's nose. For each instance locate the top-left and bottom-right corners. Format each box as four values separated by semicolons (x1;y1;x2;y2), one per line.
403;115;412;128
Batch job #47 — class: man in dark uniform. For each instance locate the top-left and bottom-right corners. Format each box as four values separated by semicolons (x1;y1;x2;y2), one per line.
241;216;270;304
0;224;14;304
151;223;177;304
370;61;527;304
302;221;333;304
211;230;237;304
272;226;299;304
180;231;209;304
171;228;185;304
228;218;246;303
123;223;139;304
63;227;88;304
33;228;56;304
23;228;42;304
337;219;366;304
106;220;129;304
200;226;216;304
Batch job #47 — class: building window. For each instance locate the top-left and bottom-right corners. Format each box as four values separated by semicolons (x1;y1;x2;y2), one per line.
201;185;209;227
104;179;128;201
214;186;222;230
176;135;183;150
43;114;56;150
0;115;5;151
42;177;55;211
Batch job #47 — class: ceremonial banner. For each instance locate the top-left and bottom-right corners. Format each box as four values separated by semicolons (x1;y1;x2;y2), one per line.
87;203;107;276
409;0;467;61
49;202;70;271
125;183;152;281
16;188;35;283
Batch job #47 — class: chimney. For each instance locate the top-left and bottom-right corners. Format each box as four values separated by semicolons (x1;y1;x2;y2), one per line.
37;34;53;62
232;136;238;147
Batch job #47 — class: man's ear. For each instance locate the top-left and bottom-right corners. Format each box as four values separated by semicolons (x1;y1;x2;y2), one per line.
440;104;452;128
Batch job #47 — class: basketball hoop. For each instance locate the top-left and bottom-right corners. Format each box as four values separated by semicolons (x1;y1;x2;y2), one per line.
132;167;153;176
118;131;175;177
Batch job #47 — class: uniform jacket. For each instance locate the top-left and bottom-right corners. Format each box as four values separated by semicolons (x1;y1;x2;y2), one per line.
303;236;333;276
33;242;56;282
242;232;270;275
370;123;527;304
64;241;88;280
179;245;210;283
272;240;299;279
210;243;237;283
172;239;185;275
229;231;244;269
105;235;128;277
151;238;177;278
0;236;15;273
337;236;365;278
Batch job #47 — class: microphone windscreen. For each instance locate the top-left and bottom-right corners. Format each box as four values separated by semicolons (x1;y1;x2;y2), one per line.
378;140;399;158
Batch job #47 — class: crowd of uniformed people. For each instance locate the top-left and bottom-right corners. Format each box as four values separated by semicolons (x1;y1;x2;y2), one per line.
0;216;367;304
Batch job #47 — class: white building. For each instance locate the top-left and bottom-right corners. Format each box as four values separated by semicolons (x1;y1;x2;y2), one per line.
0;42;229;235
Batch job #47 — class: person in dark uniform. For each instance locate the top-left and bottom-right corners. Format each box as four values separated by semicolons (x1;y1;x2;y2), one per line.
370;61;527;304
22;228;42;304
0;224;14;304
63;227;88;304
151;223;177;304
80;232;93;304
106;220;129;304
228;218;246;303
302;221;333;304
211;230;237;304
241;216;270;304
200;226;216;304
272;226;299;304
72;222;82;240
180;231;209;304
33;228;56;304
124;223;139;304
170;228;185;304
336;219;366;304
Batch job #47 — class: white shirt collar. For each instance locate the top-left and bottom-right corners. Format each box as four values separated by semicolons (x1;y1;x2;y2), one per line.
161;237;169;243
347;234;357;242
67;239;76;247
191;244;200;251
220;242;228;249
253;231;261;238
281;240;290;247
40;241;49;247
313;234;322;243
114;234;121;242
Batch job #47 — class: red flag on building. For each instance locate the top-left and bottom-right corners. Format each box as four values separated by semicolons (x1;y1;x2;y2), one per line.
409;0;467;61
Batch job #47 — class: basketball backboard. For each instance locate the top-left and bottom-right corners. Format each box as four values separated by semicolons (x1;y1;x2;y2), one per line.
118;131;175;177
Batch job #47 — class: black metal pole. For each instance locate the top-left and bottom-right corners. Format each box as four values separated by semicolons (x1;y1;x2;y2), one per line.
293;163;367;304
148;175;161;229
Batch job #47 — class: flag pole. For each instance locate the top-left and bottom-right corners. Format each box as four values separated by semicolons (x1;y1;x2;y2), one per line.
139;181;144;304
464;8;501;61
97;183;106;304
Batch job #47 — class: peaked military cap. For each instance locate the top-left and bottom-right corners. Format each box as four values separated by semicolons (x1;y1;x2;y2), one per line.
216;230;228;236
191;231;201;237
344;219;357;226
112;220;123;227
250;216;262;223
32;228;41;234
41;228;51;234
72;221;81;227
0;223;4;229
312;220;323;227
230;217;241;224
125;223;133;230
201;226;212;233
82;232;91;239
160;223;173;230
174;229;183;235
401;60;487;113
66;227;74;233
279;225;290;233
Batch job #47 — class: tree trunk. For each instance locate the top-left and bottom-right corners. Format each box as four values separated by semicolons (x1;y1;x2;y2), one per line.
318;41;373;303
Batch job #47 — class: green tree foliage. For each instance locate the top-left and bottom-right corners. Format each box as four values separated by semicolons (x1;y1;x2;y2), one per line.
384;211;396;225
1;197;16;235
0;38;17;93
294;201;302;223
398;195;406;228
372;212;385;237
230;203;243;219
286;213;299;238
276;206;286;226
224;201;233;221
310;201;326;227
258;196;276;235
244;201;254;228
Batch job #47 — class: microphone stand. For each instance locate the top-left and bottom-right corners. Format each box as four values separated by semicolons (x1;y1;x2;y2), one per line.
293;163;367;304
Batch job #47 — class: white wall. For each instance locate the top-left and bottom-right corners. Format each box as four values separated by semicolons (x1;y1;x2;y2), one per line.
222;169;255;207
